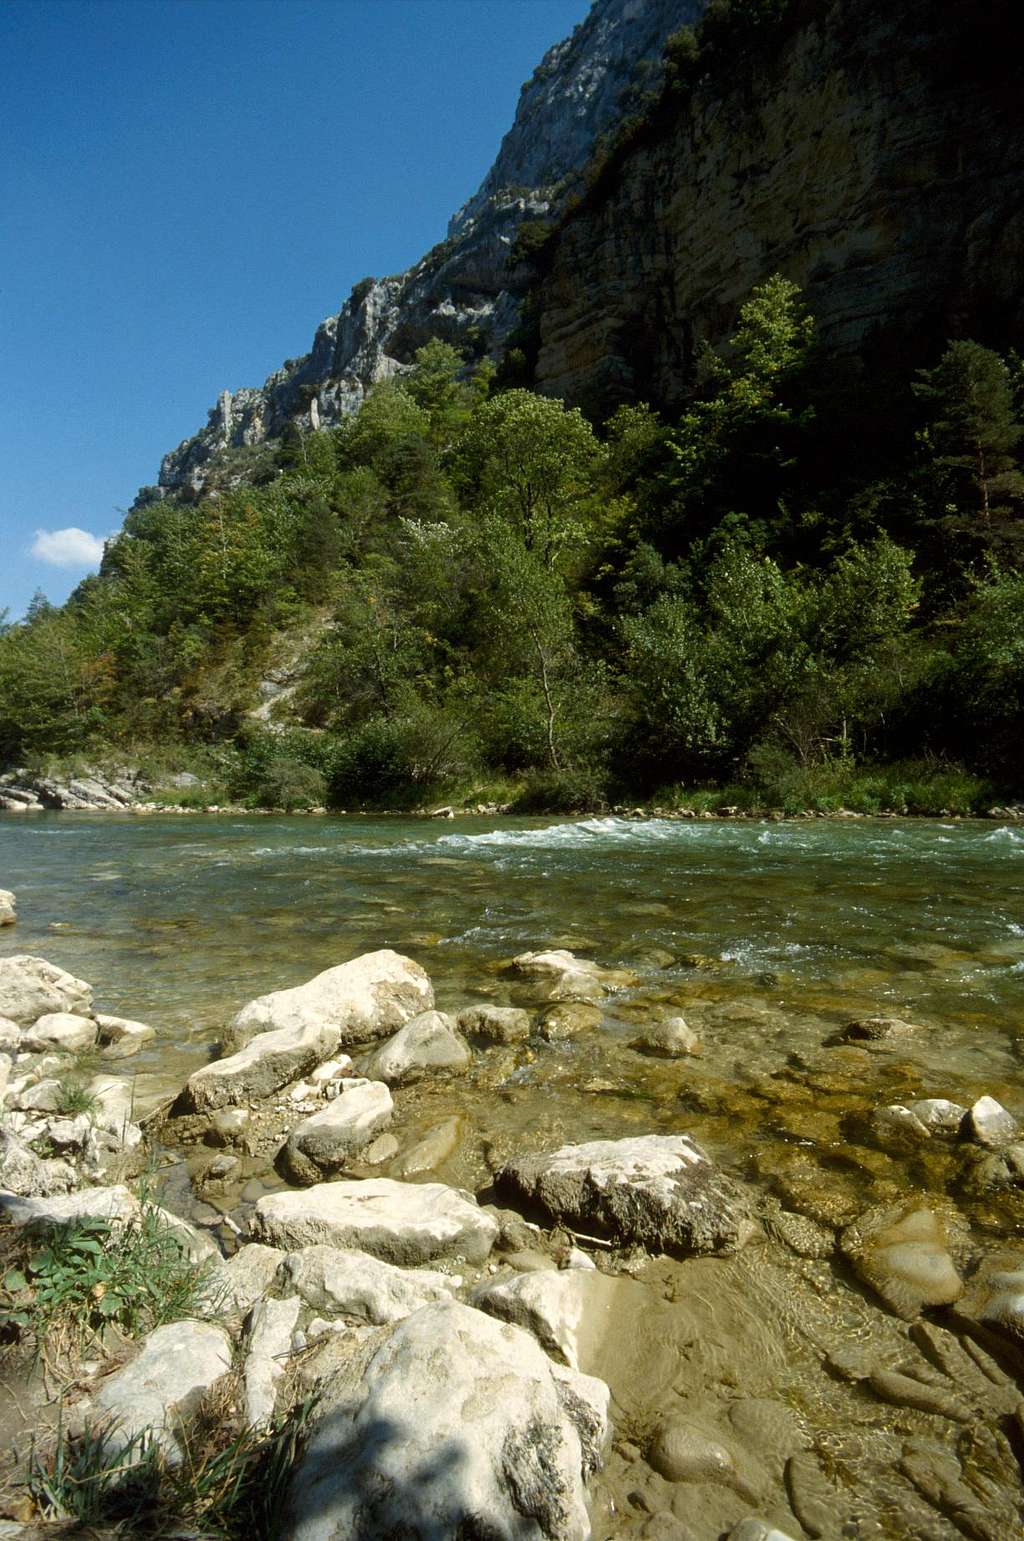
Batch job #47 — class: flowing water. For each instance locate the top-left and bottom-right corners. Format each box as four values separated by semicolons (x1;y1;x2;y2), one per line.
4;811;1024;1536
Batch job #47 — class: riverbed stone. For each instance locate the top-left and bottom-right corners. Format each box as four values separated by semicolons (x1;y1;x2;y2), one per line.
458;1004;532;1044
91;1319;233;1461
251;1178;498;1265
361;1011;471;1084
648;1419;741;1486
0;1183;141;1231
474;1265;618;1369
0;1018;18;1053
281;1078;394;1183
284;1299;609;1541
243;1294;302;1427
540;1002;602;1041
630;1017;701;1057
202;1243;285;1315
500;1134;756;1256
0;955;93;1027
507;948;631;1003
907;1098;967;1134
0;890;16;926
964;1095;1019;1148
361;1131;400;1165
838;1015;921;1043
278;1244;458;1323
393;1115;463;1177
182;1018;342;1112
95;1012;156;1059
19;1010;95;1060
841;1204;966;1319
227;948;433;1052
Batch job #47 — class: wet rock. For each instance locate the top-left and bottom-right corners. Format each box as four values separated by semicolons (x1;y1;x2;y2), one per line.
873;1104;931;1142
181;1018;342;1111
647;1419;744;1489
281;1078;393;1183
90;1320;233;1461
507;948;632;1003
95;1013;156;1059
907;1098;967;1134
0;955;93;1026
630;1017;700;1058
393;1115;463;1177
867;1366;971;1421
0;890;16;926
964;1095;1018;1148
227;948;433;1053
727;1521;799;1541
252;1178;498;1265
361;1131;400;1165
500;1134;756;1256
203;1243;285;1315
539;1002;601;1041
974;1266;1024;1344
0;1183;140;1231
838;1015;921;1043
458;1004;532;1044
279;1244;458;1323
784;1452;835;1539
361;1011;471;1085
765;1209;834;1260
243;1294;302;1427
841;1205;966;1319
206;1106;251;1145
284;1300;609;1541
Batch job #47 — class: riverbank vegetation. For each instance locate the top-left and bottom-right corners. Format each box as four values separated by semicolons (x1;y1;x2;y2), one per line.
2;277;1022;814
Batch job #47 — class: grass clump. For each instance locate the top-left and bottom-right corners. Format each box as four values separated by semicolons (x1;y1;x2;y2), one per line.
53;1075;99;1118
0;1208;213;1361
22;1395;315;1539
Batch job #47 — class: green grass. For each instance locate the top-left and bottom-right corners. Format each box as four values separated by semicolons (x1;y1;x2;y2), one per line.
0;1207;214;1361
22;1394;316;1539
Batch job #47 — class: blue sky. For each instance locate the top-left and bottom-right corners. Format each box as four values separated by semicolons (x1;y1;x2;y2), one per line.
0;0;591;619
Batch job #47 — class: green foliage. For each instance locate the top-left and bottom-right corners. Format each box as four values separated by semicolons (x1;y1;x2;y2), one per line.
0;1208;212;1355
914;340;1024;520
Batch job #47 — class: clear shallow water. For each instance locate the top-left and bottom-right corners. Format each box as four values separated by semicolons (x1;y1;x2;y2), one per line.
1;810;1022;1106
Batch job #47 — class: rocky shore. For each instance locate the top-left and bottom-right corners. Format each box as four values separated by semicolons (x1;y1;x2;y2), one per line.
2;934;1024;1538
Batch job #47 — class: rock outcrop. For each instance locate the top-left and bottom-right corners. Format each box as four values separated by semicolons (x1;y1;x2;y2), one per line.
151;0;695;495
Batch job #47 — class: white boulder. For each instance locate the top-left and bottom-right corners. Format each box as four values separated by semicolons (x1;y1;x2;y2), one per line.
182;1018;341;1111
278;1244;458;1323
91;1319;233;1461
252;1178;498;1265
228;949;433;1052
0;955;93;1026
361;1011;471;1085
282;1078;394;1183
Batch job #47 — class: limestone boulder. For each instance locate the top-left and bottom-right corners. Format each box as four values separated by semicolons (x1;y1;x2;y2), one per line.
0;1184;141;1231
507;948;633;1004
90;1320;233;1461
181;1018;341;1111
21;1011;98;1053
0;955;93;1026
278;1244;458;1323
243;1294;302;1428
96;1013;156;1059
252;1178;497;1265
361;1010;471;1085
281;1078;393;1183
630;1017;701;1057
202;1243;285;1316
0;889;16;926
283;1300;609;1541
474;1265;620;1369
500;1134;756;1256
457;1005;532;1044
227;949;433;1053
0;1127;75;1197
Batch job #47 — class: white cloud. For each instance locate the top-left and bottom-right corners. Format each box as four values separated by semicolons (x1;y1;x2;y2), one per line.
30;526;106;568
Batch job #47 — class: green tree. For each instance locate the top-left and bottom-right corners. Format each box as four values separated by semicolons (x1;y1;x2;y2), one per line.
914;341;1024;521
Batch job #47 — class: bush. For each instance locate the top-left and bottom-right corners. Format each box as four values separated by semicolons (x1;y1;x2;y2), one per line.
510;765;608;813
249;756;326;810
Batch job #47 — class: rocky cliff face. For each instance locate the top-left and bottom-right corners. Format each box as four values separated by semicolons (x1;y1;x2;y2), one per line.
156;0;697;496
533;0;1024;411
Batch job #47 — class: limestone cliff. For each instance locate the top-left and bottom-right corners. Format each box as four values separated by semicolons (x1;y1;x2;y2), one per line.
533;0;1024;411
156;0;696;495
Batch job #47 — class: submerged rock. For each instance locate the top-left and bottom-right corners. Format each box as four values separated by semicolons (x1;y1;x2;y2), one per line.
227;948;433;1053
279;1243;458;1323
393;1115;463;1177
500;1134;756;1256
630;1017;700;1057
281;1078;393;1183
95;1012;156;1059
181;1018;341;1111
251;1178;498;1265
838;1016;921;1043
539;1002;602;1041
0;955;93;1026
841;1204;966;1319
964;1095;1019;1149
284;1300;609;1541
507;948;633;1003
361;1010;471;1085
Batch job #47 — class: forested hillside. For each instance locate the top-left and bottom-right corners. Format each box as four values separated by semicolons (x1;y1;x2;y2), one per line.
3;274;1022;814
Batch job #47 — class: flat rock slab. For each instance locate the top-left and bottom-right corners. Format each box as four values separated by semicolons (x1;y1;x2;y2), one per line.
474;1266;622;1369
229;948;433;1051
0;955;93;1026
500;1135;756;1256
841;1204;966;1319
0;1184;140;1231
284;1300;609;1541
251;1178;498;1265
279;1243;458;1323
243;1294;302;1427
182;1018;342;1111
282;1078;393;1183
91;1319;233;1460
361;1011;471;1085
